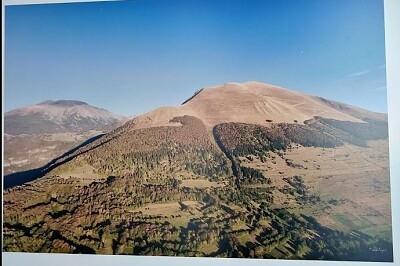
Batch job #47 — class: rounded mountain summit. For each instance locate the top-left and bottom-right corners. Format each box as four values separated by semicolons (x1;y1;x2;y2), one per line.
4;100;125;135
129;81;387;130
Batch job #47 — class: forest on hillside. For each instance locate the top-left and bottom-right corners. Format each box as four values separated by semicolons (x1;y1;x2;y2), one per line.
3;116;392;261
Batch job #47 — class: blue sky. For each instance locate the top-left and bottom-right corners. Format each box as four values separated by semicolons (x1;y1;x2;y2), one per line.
5;0;387;116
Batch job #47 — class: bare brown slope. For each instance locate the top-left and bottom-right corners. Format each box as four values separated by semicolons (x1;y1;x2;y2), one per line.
130;81;384;130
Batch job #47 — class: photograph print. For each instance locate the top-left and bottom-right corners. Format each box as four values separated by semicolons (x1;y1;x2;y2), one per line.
3;0;393;262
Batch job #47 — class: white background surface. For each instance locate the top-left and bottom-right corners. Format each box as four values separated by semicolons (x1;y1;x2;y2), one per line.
2;0;399;265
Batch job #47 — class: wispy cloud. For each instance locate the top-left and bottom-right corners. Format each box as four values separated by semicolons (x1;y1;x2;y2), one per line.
371;86;387;92
347;70;370;77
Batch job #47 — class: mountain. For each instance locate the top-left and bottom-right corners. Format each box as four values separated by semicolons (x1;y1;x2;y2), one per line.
5;100;125;135
130;81;386;129
3;82;392;261
4;100;126;175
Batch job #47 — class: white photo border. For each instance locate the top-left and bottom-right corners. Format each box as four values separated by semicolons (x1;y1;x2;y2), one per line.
2;0;399;265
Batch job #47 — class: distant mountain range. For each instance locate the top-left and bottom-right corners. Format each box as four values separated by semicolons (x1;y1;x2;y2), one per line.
4;100;126;175
3;82;392;261
5;100;125;135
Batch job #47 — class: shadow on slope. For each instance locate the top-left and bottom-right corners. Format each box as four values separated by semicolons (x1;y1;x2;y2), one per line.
4;133;106;189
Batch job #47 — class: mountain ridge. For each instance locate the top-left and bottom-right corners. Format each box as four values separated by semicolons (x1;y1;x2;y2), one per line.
38;100;89;107
4;99;127;175
129;81;386;130
5;99;125;135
